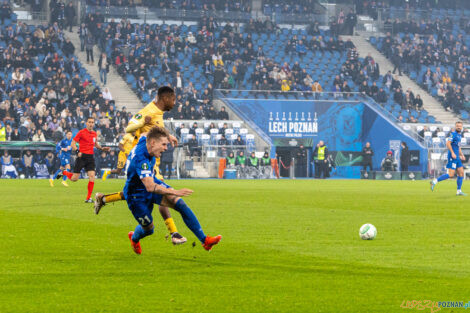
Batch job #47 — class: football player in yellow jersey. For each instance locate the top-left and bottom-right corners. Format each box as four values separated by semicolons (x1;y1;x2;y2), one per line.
94;86;187;245
101;132;136;180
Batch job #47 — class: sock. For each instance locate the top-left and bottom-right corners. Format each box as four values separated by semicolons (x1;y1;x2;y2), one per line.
174;199;206;243
164;217;178;234
53;169;62;179
457;176;463;191
103;192;125;204
63;175;67;181
86;181;94;200
63;170;73;179
437;174;450;182
131;224;154;242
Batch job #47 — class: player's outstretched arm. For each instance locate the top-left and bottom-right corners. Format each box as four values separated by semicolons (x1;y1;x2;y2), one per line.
94;141;111;152
141;176;193;197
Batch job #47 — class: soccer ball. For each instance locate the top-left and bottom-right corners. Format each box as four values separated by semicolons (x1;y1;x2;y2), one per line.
359;224;377;240
19;174;25;179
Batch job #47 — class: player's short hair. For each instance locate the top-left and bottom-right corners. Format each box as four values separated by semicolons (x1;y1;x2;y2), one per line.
87;117;95;121
158;86;174;98
456;121;463;125
147;126;169;142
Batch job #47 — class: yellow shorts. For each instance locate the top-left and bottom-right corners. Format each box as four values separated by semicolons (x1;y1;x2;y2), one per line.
117;151;127;169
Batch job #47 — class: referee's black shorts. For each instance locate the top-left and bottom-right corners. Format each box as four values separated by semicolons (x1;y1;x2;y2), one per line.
73;153;96;173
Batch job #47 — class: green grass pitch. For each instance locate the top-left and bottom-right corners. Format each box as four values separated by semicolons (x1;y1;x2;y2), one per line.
0;179;469;312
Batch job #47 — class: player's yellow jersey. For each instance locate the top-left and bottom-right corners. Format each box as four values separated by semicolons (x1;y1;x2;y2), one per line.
125;101;164;138
125;100;166;180
120;133;135;155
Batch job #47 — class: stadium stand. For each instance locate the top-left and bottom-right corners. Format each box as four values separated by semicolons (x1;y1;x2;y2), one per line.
371;12;470;122
0;18;131;143
82;15;436;124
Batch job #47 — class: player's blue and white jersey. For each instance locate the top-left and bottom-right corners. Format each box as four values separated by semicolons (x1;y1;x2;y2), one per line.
123;136;155;199
446;131;462;160
56;138;72;166
56;138;72;159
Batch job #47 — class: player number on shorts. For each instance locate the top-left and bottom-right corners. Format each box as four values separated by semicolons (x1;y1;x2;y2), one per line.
138;216;151;226
452;163;457;169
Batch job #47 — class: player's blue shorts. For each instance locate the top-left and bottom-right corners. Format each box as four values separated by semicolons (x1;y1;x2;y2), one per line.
60;155;70;167
446;158;463;170
126;178;172;226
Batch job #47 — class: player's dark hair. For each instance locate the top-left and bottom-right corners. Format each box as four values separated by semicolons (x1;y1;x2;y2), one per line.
456;121;463;125
158;86;174;98
147;126;169;142
87;117;95;121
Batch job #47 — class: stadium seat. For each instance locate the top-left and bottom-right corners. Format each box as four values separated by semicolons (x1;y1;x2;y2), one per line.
195;128;204;142
180;128;190;143
201;134;210;146
246;134;255;152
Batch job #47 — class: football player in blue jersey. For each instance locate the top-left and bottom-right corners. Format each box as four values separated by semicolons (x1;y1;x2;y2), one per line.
430;121;467;196
50;131;73;187
122;126;221;254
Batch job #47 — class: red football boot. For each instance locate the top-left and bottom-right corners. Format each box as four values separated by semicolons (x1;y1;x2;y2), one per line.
128;231;142;255
202;235;222;251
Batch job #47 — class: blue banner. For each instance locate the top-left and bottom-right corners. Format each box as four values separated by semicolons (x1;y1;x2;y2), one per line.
226;99;428;177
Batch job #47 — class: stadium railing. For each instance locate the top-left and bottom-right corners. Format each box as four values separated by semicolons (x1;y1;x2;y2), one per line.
82;4;329;25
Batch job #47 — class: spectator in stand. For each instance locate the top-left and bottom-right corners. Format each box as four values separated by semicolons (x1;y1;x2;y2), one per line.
218;106;229;120
160;142;174;179
65;2;76;32
98;53;110;86
22;150;35;178
85;32;95;64
188;134;201;157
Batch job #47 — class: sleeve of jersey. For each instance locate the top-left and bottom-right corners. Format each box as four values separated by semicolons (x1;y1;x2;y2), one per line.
126;114;145;133
135;156;153;179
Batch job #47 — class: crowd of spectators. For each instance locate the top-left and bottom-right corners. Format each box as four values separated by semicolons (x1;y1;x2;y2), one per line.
262;0;319;15
0;19;132;145
78;10;438;124
86;0;136;6
142;0;251;12
374;19;470;116
81;14;280;120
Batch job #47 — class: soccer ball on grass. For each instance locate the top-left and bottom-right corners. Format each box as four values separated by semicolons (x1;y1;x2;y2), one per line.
359;224;377;240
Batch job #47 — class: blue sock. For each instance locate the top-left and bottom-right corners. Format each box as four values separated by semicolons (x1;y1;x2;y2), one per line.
437;174;450;182
174;199;206;243
53;169;62;179
457;176;463;190
131;224;154;242
63;175;67;181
